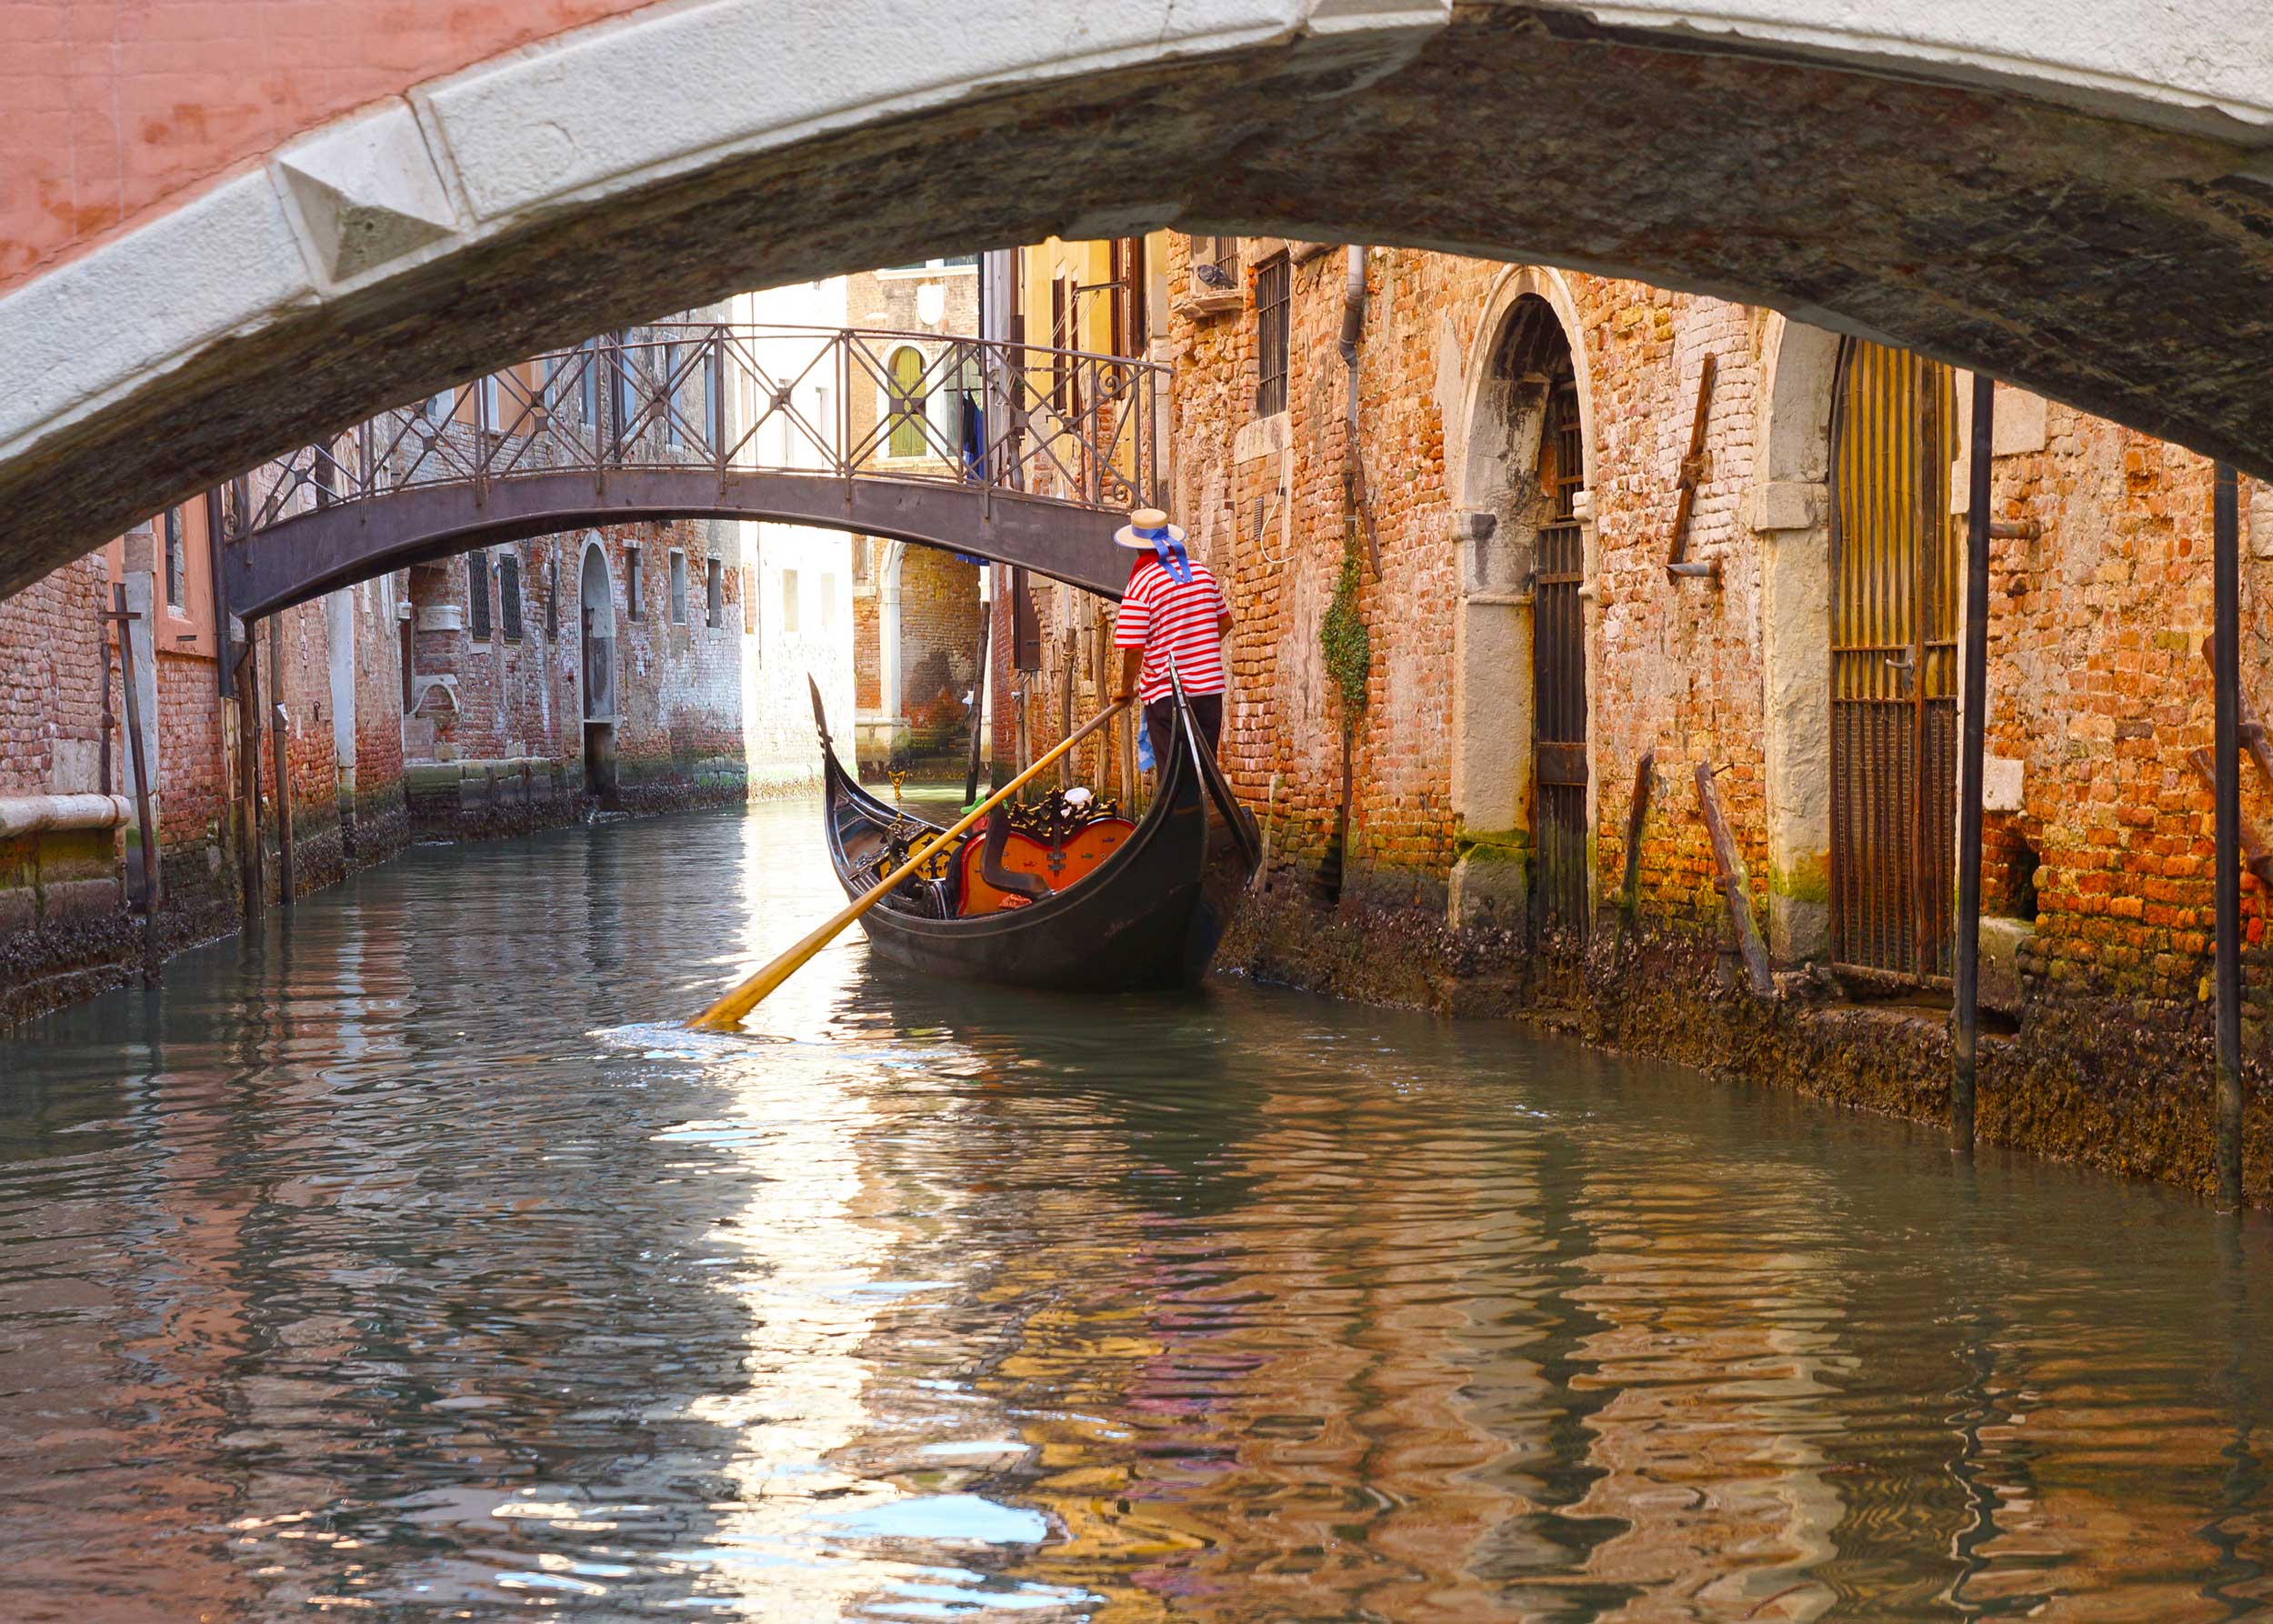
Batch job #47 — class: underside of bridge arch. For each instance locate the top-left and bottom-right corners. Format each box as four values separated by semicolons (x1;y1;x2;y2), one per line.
225;473;1131;620
11;2;2273;601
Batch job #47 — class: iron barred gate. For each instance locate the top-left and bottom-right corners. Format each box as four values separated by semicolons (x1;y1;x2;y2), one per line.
1533;374;1590;941
1829;337;1958;978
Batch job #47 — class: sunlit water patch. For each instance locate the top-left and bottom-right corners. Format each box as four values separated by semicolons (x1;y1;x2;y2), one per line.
3;798;2273;1619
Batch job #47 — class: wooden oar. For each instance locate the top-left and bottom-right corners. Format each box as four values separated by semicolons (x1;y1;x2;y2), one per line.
687;696;1132;1031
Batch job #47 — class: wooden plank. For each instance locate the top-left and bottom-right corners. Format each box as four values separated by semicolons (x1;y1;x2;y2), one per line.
1695;761;1774;997
1620;747;1655;922
2200;634;2273;794
2188;747;2273;887
1665;351;1717;575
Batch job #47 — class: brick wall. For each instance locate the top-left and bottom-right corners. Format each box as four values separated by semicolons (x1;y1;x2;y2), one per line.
1067;234;2273;1197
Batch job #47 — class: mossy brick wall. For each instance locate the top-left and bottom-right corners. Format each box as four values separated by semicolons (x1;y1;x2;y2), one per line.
1154;236;2273;1023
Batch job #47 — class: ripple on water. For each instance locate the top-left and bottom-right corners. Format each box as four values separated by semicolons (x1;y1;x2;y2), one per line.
3;798;2273;1619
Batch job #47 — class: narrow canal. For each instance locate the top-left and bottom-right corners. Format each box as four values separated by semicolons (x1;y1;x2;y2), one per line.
4;799;2271;1620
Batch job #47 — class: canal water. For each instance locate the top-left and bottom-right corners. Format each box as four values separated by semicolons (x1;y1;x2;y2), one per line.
4;799;2273;1621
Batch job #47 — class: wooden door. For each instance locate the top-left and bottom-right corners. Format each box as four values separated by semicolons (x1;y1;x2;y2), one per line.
1830;338;1958;977
1532;376;1590;940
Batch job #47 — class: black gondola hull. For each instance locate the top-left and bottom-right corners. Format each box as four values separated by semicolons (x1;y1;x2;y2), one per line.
820;697;1246;993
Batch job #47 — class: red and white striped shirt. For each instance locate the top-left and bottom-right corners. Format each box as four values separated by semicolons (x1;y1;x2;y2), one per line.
1115;556;1228;705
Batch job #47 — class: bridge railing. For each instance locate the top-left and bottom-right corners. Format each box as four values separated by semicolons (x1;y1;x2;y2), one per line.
236;324;1166;538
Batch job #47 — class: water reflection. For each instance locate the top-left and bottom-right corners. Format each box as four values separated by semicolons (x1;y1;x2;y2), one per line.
3;798;2272;1619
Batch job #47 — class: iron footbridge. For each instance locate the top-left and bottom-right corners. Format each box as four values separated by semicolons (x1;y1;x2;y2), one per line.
218;324;1165;619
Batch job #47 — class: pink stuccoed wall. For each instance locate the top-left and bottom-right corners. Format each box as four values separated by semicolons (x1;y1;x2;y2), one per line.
0;0;664;290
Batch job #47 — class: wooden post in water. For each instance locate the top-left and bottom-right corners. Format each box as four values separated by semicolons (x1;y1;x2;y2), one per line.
107;586;162;986
235;630;265;922
2213;462;2244;1208
269;614;295;907
962;617;989;806
1057;642;1075;791
1952;373;1994;1153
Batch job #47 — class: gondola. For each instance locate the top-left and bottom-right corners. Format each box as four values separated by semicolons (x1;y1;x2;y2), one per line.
816;680;1258;992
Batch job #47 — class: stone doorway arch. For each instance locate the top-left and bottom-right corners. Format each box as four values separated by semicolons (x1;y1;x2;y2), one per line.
1754;314;1842;961
578;535;618;801
1447;268;1597;937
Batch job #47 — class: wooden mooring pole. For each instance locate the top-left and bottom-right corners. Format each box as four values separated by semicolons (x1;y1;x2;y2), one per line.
1953;373;1994;1153
269;614;295;907
107;586;162;987
235;629;265;923
2213;462;2244;1208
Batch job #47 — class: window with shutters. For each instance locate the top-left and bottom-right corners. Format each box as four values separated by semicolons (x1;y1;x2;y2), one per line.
498;552;523;642
669;549;689;624
886;346;927;458
1254;253;1290;417
707;557;725;628
468;550;492;641
625;545;642;621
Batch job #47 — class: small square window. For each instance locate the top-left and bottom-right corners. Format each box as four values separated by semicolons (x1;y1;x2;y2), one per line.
706;557;725;628
625;545;642;620
669;549;688;625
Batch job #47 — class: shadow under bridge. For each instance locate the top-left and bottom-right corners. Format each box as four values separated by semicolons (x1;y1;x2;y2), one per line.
220;324;1162;618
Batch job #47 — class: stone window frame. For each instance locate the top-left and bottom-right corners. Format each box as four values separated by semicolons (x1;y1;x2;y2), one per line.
624;543;643;621
1444;266;1601;935
498;549;524;642
1253;252;1291;418
161;506;186;610
668;546;689;625
706;555;726;629
466;547;492;643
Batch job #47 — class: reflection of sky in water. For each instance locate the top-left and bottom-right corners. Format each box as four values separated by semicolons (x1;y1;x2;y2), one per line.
2;797;2272;1619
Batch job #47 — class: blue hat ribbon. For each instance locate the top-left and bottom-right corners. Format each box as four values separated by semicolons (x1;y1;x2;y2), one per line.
1138;522;1193;584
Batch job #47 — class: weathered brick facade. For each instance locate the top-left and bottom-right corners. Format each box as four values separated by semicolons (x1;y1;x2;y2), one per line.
1099;235;2273;1201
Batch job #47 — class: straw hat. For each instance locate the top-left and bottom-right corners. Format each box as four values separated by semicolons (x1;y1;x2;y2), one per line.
1113;506;1187;550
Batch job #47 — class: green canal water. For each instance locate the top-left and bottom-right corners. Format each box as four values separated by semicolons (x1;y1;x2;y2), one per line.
3;797;2271;1620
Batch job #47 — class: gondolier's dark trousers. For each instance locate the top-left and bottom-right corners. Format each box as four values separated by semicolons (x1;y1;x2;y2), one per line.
1145;692;1222;770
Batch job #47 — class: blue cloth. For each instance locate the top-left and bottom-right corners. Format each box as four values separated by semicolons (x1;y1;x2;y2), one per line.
1136;718;1156;773
1137;523;1192;584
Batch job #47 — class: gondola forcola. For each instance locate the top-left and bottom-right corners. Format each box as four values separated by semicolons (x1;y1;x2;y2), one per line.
687;673;1259;1030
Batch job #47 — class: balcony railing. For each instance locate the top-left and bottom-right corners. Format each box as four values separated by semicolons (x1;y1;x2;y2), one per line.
234;324;1166;539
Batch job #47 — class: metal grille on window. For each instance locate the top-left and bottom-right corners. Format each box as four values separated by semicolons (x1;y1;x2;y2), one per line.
498;552;523;642
1830;337;1958;979
162;508;185;608
706;557;725;628
1254;254;1290;417
1532;372;1590;942
468;550;492;641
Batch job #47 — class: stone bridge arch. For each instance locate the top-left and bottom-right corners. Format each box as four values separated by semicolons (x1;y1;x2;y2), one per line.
12;0;2273;600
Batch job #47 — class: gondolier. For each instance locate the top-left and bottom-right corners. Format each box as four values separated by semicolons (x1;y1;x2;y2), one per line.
1112;507;1231;767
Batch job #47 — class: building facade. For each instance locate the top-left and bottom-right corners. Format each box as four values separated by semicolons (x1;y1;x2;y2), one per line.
0;299;862;1024
1006;233;2273;1200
